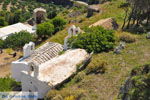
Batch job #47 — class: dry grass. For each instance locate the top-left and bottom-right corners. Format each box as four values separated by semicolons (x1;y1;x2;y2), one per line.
0;49;22;78
47;34;150;100
45;0;150;99
119;32;137;43
45;0;125;44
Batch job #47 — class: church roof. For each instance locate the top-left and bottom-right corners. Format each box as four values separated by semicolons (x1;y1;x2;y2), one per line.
37;49;90;86
23;42;63;65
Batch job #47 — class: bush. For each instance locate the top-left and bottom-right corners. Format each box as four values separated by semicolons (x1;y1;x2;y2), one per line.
71;72;85;83
0;16;7;26
0;77;20;91
52;17;67;32
64;96;75;100
119;32;136;43
47;11;57;19
46;88;85;100
86;57;107;74
4;31;35;49
0;39;4;48
69;26;115;53
119;64;150;100
37;22;55;39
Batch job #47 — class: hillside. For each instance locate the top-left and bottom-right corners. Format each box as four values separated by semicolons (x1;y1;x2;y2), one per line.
0;0;65;27
44;0;150;100
0;0;149;99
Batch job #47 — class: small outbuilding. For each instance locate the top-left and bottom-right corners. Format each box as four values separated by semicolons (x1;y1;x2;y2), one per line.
0;23;35;40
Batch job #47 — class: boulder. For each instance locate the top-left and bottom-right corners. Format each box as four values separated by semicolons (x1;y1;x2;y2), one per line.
89;18;119;30
87;5;100;17
146;32;150;39
73;1;88;7
68;11;82;18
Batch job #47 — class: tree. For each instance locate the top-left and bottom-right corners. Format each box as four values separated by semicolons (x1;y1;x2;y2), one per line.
125;0;150;29
47;11;57;19
0;17;6;26
119;2;130;29
4;31;35;49
13;10;22;23
0;39;4;48
37;22;55;39
68;26;115;53
52;17;67;32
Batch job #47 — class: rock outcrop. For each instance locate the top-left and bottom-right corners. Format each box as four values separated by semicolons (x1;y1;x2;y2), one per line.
89;18;118;30
119;64;150;100
87;5;100;17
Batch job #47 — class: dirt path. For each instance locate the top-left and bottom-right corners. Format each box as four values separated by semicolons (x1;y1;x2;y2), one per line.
0;50;22;78
0;63;11;77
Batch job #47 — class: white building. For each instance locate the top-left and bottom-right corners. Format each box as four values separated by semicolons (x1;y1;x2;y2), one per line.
11;42;63;82
0;23;35;40
11;42;91;99
11;25;91;99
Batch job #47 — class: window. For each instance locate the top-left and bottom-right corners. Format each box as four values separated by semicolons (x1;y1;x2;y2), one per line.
31;65;34;71
31;45;33;50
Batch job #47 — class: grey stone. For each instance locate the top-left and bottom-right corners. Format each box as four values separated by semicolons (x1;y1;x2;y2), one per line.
146;32;150;39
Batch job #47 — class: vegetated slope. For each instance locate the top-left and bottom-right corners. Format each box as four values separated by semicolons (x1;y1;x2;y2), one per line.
47;34;150;100
119;64;150;100
0;0;65;27
45;0;150;99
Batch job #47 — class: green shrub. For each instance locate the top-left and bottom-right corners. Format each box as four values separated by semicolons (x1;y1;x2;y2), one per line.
0;77;20;91
69;26;115;53
37;22;55;39
86;58;107;74
119;32;136;43
119;64;150;100
0;16;7;26
4;31;35;49
47;11;57;19
52;17;67;32
73;72;85;83
0;39;4;48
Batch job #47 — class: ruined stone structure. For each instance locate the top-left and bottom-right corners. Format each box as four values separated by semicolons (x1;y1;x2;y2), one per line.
33;8;47;24
64;25;81;50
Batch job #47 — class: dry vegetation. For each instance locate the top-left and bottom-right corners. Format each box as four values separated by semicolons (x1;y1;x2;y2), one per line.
45;0;150;99
0;49;22;77
0;0;149;99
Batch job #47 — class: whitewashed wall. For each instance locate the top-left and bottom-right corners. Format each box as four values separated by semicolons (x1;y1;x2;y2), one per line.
11;61;29;82
21;71;51;99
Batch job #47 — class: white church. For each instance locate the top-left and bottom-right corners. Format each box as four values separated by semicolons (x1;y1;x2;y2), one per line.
11;25;92;99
